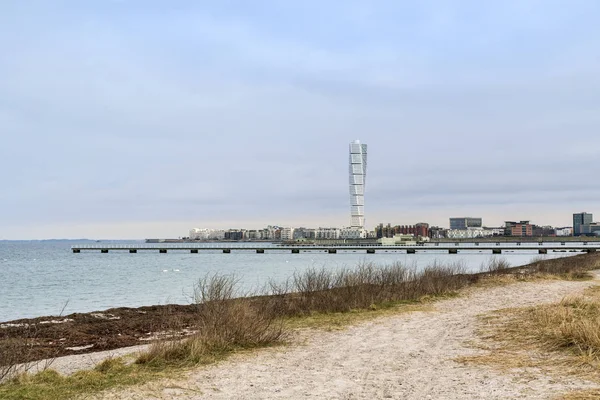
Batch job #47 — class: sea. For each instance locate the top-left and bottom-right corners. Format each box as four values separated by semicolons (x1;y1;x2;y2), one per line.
0;240;583;322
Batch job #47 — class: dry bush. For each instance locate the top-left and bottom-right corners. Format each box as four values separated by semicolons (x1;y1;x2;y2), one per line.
136;274;285;367
0;339;22;382
526;253;600;280
481;258;511;274
274;261;470;316
0;314;65;382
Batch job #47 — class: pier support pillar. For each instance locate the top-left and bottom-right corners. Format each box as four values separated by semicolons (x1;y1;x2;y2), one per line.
72;249;80;253
291;249;300;254
129;249;137;253
328;249;337;254
538;249;548;254
223;249;231;254
492;249;502;254
101;249;108;253
366;249;376;254
256;249;265;254
586;248;597;253
448;248;458;254
407;248;416;254
190;249;198;254
159;249;167;254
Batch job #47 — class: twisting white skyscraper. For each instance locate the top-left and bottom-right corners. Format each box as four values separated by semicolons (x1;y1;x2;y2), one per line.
349;140;367;229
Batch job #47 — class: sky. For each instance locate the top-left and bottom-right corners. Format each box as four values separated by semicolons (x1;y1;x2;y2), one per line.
1;0;599;239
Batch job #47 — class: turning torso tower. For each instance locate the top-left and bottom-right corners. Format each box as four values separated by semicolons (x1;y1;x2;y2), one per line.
349;140;367;229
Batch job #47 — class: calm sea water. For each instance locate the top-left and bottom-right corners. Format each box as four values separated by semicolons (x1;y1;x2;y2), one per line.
0;240;581;322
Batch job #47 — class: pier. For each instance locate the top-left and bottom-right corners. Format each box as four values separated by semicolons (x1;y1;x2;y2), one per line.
71;243;599;255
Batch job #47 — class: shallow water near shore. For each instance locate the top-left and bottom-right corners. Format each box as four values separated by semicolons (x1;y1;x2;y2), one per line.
0;240;580;322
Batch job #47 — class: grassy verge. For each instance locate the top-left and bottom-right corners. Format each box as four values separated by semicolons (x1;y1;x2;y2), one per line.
2;254;599;400
457;256;600;399
0;358;164;400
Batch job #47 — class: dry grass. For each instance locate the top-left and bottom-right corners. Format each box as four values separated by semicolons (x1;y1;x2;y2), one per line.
459;282;600;394
0;357;163;400
518;253;600;280
559;389;600;399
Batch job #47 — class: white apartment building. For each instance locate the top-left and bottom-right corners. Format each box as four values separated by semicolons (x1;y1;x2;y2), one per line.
316;227;341;240
555;227;573;237
340;227;368;239
280;227;294;241
446;227;495;239
189;228;225;240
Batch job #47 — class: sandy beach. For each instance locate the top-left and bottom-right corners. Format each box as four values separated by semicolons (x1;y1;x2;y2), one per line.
49;271;597;399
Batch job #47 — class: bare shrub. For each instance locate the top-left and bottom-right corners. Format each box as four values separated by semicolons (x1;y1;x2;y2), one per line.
137;274;285;367
527;253;600;279
0;302;69;382
272;261;470;317
481;258;511;274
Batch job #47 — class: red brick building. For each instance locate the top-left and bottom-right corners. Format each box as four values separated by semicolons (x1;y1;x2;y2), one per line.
504;221;533;237
376;223;429;238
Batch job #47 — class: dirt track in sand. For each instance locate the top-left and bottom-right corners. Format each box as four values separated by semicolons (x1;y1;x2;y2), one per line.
88;273;600;400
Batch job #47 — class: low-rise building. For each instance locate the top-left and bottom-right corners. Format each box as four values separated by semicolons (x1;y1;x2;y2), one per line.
189;228;225;240
280;227;294;241
224;230;244;240
340;227;368;239
378;234;417;246
504;221;534;237
555;227;573;237
316;227;341;240
446;228;494;239
580;223;600;236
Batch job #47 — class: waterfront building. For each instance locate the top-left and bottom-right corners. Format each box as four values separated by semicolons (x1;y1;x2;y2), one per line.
428;226;447;239
504;221;533;237
378;234;417;246
573;212;594;236
580;223;600;236
316;227;341;240
349;140;367;229
555;227;573;237
189;228;210;240
446;228;494;239
224;230;244;240
292;227;316;240
189;228;225;240
532;225;556;237
449;217;482;230
340;227;368;239
280;227;294;241
375;223;430;239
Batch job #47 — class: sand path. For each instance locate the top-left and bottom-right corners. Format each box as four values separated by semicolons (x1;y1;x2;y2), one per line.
93;274;600;399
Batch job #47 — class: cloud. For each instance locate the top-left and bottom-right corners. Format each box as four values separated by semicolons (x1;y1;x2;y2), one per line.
1;1;599;238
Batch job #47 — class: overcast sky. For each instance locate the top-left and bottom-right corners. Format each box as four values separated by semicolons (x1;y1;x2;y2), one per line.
1;1;599;239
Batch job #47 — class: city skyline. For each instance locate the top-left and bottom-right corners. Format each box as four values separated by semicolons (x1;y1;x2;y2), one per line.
1;1;600;239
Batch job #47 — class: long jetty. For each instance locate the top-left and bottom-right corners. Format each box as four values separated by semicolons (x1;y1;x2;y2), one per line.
71;242;599;255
